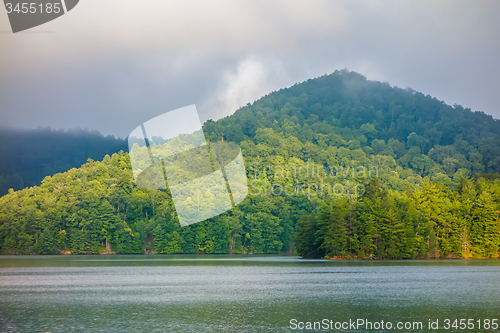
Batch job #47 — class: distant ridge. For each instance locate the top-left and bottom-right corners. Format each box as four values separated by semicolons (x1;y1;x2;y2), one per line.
0;128;127;195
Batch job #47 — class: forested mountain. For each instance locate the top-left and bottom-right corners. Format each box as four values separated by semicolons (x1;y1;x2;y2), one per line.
205;70;500;178
1;70;499;258
0;128;127;196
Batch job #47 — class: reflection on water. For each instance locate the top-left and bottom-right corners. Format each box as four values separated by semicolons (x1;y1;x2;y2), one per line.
0;256;499;332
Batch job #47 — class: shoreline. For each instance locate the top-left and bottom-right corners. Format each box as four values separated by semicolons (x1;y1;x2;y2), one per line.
1;253;499;260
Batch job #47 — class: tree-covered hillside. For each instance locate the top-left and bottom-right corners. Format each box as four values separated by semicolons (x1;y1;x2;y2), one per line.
1;70;499;258
205;70;500;180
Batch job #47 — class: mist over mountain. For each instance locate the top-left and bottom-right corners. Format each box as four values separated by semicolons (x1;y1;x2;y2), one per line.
204;70;500;178
0;128;127;196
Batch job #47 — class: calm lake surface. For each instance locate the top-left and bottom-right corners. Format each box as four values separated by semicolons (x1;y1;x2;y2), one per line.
0;256;499;332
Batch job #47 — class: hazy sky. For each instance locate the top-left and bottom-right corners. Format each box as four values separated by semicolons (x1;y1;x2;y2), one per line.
0;0;499;138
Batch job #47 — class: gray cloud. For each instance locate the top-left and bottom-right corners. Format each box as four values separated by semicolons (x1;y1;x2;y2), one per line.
0;0;498;137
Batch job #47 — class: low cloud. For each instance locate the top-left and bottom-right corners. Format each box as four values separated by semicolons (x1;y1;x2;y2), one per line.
0;0;498;137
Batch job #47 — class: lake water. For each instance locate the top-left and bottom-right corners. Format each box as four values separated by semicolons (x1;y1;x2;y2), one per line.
0;255;499;332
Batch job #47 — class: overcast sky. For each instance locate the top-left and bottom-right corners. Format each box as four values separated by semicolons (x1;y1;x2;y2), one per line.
0;0;499;138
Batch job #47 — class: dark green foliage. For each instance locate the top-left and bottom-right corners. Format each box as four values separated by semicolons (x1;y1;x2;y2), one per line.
296;177;500;259
294;214;319;258
205;70;500;179
1;70;500;256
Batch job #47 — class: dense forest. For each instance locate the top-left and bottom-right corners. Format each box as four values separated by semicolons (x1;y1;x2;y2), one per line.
0;128;127;196
296;176;500;259
1;70;499;258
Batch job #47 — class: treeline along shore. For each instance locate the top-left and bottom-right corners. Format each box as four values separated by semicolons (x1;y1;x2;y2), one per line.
1;71;499;258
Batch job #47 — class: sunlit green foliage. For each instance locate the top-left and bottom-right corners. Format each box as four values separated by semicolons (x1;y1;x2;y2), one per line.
1;70;499;257
295;176;500;259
